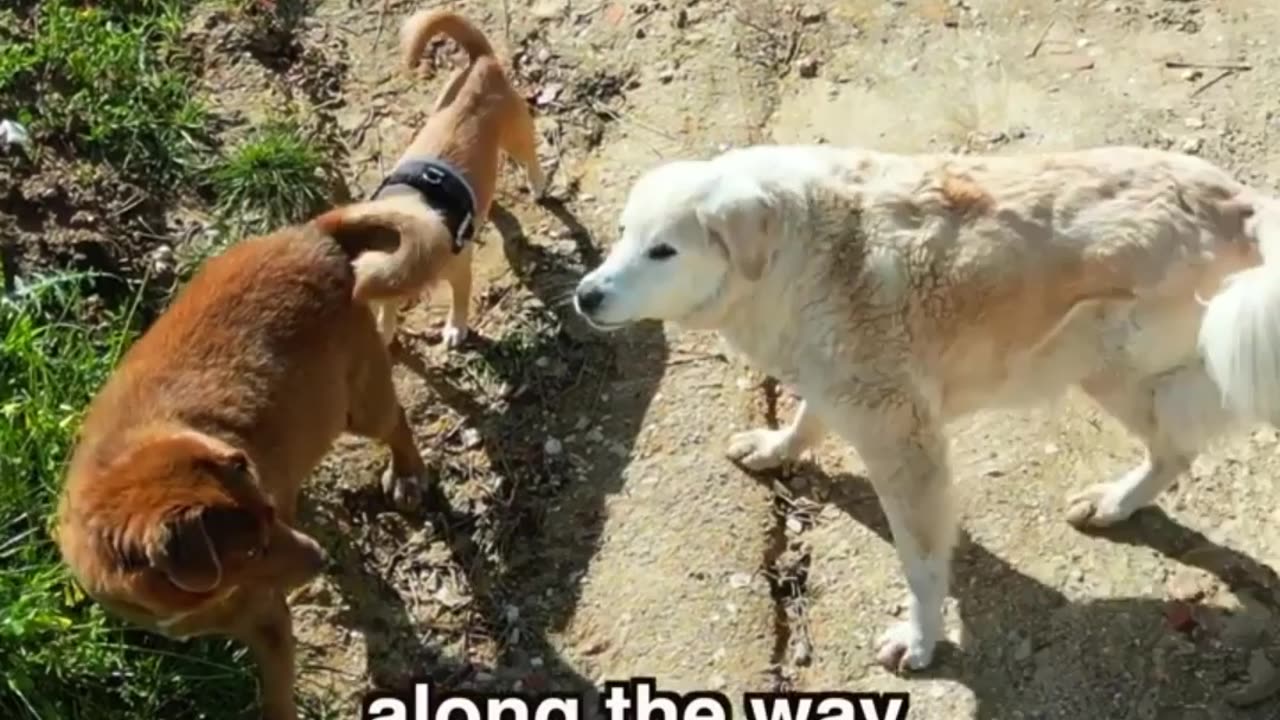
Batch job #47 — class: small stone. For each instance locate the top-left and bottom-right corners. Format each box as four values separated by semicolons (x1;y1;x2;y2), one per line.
544;437;563;455
536;83;563;106
1181;137;1204;154
1014;635;1033;661
1165;569;1214;602
729;572;753;589
1182;68;1204;82
658;67;675;83
798;5;825;24
460;425;481;448
797;57;820;78
532;0;565;19
792;637;812;665
786;516;804;533
1185;116;1206;129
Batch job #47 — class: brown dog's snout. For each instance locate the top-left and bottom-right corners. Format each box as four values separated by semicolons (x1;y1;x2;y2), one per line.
266;524;330;590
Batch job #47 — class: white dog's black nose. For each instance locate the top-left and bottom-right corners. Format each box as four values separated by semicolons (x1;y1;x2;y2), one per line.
575;286;604;314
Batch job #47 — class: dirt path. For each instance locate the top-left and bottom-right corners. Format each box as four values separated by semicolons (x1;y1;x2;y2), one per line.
174;1;1280;717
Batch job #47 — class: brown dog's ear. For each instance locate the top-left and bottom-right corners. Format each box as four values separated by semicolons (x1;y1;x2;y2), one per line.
146;507;222;594
696;179;779;282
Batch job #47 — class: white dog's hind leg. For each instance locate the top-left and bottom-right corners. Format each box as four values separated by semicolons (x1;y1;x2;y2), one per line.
843;404;955;672
1067;366;1230;528
726;399;826;470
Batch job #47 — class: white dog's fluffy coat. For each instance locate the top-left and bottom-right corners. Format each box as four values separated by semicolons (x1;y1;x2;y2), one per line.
573;144;1280;672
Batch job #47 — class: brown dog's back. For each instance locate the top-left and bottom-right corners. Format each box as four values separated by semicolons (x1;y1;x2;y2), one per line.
67;230;363;506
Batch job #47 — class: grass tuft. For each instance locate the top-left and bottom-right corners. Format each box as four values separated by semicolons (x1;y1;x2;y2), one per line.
212;120;331;236
0;0;209;184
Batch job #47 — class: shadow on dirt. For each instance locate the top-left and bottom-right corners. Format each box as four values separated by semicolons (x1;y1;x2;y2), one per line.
781;465;1280;719
308;194;665;697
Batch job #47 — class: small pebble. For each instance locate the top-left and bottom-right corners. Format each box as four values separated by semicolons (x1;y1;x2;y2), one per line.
798;5;825;24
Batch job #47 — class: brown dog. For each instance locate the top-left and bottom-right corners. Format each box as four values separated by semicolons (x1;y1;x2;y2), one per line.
54;194;450;720
369;8;547;348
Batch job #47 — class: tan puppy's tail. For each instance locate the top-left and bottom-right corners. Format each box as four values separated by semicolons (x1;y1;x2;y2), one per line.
400;9;495;71
312;198;447;303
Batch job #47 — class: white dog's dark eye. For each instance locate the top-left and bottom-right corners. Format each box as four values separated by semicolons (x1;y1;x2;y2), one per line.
647;244;677;260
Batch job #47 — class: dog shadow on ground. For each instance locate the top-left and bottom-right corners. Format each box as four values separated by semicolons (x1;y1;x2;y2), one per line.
363;194;665;696
779;464;1280;719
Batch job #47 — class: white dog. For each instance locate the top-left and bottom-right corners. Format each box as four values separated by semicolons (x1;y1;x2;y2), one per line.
572;143;1280;672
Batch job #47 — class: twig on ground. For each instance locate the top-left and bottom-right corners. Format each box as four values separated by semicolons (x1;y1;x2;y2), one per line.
373;0;389;51
349;108;376;147
574;2;607;23
1025;17;1056;59
588;100;678;142
1192;69;1238;97
1166;60;1253;72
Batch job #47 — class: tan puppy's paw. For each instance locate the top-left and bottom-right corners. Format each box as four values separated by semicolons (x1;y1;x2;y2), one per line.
380;466;430;510
441;322;469;349
726;428;795;471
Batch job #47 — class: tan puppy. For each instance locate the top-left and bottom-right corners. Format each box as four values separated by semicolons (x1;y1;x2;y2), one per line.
54;193;448;720
370;8;547;348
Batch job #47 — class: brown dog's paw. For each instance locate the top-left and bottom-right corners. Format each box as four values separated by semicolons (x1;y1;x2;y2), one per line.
380;466;431;510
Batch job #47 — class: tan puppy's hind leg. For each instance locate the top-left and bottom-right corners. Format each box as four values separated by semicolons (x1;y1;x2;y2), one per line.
371;300;399;346
502;90;547;199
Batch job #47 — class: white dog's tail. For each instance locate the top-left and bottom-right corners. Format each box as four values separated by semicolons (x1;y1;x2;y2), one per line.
1199;199;1280;424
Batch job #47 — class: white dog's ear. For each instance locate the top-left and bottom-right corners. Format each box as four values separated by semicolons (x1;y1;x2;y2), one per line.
696;179;778;282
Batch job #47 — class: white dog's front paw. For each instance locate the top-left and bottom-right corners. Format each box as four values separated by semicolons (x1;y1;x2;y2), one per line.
441;323;469;349
726;428;796;471
380;466;428;510
876;620;937;673
1065;483;1139;529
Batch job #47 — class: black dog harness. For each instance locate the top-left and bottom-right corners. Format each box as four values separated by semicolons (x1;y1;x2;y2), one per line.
370;158;478;253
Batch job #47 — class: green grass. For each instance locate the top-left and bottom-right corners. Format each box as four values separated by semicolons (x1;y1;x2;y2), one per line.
0;0;209;184
0;274;261;720
0;2;341;715
212;120;330;236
